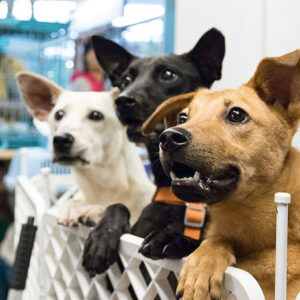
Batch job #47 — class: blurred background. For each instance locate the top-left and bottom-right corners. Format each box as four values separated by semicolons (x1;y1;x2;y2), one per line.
0;0;298;297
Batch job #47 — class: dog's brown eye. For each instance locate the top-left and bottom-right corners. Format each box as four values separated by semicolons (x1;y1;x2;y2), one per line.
55;110;65;121
227;107;248;123
121;75;131;89
178;112;188;124
88;111;104;121
161;69;177;81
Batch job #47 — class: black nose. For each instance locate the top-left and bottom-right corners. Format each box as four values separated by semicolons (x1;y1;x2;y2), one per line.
159;128;191;152
53;134;74;152
115;96;137;110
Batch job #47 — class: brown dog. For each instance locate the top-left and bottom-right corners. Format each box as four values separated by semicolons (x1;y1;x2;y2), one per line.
142;50;300;300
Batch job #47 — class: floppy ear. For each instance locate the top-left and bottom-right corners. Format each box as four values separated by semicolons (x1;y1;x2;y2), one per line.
185;28;225;87
91;35;136;86
142;92;196;134
16;72;62;121
248;49;300;122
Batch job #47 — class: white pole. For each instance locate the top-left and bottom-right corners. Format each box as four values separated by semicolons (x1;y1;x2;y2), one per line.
274;192;291;300
41;167;51;209
20;148;27;176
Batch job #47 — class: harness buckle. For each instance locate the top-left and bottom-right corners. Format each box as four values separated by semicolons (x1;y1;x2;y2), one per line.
184;204;206;228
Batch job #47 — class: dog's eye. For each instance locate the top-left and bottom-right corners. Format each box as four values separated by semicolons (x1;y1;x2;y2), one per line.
226;107;248;123
161;69;177;81
121;75;132;89
55;110;65;121
88;111;104;121
178;112;188;124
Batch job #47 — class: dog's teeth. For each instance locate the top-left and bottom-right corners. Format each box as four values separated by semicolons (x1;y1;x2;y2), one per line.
170;171;176;180
193;171;200;180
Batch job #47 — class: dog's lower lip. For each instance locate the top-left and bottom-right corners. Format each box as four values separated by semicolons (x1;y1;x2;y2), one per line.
54;156;89;164
169;164;239;189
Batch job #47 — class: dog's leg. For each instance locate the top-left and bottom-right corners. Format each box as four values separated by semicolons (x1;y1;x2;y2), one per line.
139;230;201;260
57;192;105;227
131;202;185;235
176;237;235;300
138;206;209;260
82;204;130;276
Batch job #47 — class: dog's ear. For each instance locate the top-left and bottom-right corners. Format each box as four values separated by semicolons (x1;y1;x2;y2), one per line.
185;28;225;87
91;35;136;86
16;72;62;121
110;87;120;99
142;92;196;134
248;49;300;122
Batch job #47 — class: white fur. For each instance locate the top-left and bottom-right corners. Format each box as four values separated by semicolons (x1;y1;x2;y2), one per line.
16;73;156;226
49;90;155;225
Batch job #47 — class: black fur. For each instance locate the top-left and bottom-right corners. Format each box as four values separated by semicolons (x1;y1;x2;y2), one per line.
82;28;225;275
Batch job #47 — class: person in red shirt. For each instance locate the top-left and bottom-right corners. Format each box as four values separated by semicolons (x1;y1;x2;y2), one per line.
70;40;105;92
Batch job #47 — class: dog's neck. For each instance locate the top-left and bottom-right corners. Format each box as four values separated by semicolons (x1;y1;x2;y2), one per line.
70;138;154;208
72;158;129;204
145;133;171;187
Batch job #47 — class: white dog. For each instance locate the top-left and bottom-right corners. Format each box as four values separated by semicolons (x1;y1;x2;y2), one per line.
17;72;155;226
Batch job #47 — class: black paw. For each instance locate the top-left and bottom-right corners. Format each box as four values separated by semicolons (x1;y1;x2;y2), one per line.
82;204;130;277
82;227;120;277
138;230;200;260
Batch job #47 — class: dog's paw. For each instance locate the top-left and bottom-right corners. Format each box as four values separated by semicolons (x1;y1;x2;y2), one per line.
82;226;120;277
57;199;104;227
176;242;235;300
139;230;200;260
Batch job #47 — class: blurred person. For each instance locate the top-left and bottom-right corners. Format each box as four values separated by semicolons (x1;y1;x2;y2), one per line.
70;40;105;92
0;51;24;101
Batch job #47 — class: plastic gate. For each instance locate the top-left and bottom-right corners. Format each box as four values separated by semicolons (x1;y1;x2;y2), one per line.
15;167;289;300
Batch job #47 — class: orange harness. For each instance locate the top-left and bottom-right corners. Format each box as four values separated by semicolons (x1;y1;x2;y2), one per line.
153;187;206;240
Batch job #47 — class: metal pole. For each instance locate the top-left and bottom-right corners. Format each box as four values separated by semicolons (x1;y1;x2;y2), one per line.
274;192;290;300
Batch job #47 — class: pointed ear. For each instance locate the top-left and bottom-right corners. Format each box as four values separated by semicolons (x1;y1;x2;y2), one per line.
110;87;120;99
142;92;196;135
91;35;136;86
248;49;300;122
16;72;62;121
185;28;225;87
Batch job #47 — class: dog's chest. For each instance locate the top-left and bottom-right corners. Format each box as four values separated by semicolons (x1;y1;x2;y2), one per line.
210;205;277;254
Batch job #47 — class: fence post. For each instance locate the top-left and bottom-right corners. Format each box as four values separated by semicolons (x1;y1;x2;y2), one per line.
20;148;27;176
274;192;290;300
41;167;51;209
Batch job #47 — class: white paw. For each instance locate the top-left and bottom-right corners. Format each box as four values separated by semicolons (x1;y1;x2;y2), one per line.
57;198;105;227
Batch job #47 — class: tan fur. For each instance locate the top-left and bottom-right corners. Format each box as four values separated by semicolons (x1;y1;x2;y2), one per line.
143;50;300;299
142;92;196;134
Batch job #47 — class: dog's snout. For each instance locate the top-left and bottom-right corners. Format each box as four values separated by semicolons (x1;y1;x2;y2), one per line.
53;133;74;152
115;96;137;109
159;128;191;152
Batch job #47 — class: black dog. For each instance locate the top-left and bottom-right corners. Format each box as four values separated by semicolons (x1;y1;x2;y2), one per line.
82;28;225;276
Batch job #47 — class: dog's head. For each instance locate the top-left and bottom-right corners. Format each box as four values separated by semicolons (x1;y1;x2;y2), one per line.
17;72;123;167
143;50;300;204
91;28;225;142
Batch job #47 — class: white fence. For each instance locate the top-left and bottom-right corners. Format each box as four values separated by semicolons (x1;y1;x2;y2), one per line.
14;169;269;300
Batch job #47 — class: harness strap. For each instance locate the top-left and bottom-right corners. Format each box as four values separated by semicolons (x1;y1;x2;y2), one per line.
153;187;206;240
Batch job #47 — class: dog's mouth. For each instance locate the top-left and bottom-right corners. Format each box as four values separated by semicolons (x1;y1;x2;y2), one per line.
126;118;144;133
168;162;240;204
53;155;89;166
122;117;146;142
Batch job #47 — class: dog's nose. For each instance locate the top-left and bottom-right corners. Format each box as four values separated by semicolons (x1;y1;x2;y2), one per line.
53;134;74;152
159;128;191;152
115;96;137;110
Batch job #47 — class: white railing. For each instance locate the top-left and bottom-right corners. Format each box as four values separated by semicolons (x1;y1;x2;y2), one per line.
15;168;299;300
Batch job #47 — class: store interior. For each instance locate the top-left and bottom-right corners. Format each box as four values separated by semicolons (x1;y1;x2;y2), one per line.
0;0;299;299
